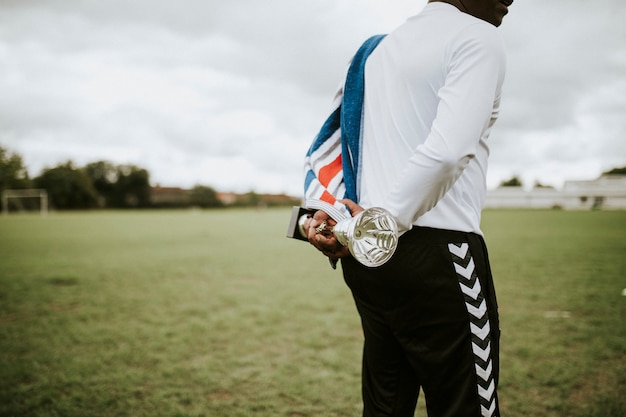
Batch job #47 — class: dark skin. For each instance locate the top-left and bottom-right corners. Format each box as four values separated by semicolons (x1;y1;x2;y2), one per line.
303;199;363;260
429;0;514;27
305;0;513;261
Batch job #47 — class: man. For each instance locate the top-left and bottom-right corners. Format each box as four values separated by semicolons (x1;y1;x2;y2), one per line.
302;0;513;416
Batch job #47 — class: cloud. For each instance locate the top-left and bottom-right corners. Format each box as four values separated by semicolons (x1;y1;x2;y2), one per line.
0;0;418;194
490;0;626;187
0;0;624;195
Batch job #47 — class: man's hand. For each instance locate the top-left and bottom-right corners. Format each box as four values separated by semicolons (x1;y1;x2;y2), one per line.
302;199;364;261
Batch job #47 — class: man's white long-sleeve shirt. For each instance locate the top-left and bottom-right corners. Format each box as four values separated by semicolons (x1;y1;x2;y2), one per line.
358;2;506;235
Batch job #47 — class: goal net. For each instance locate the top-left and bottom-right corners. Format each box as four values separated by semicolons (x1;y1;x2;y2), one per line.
1;189;49;215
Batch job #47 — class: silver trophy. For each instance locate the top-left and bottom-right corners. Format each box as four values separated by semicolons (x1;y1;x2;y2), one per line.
287;206;399;267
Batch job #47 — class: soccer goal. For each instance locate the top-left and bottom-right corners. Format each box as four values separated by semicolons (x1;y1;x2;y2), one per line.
1;189;49;216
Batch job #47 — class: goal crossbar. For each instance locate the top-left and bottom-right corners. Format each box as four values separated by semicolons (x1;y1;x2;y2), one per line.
1;189;48;215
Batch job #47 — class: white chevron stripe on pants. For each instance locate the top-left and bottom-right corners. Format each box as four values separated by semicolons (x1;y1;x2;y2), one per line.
449;243;498;417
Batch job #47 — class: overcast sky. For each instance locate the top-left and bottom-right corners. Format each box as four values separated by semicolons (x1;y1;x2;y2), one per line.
1;0;625;195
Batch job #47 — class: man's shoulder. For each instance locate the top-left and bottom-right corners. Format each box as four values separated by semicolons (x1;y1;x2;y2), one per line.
403;4;503;48
449;20;505;56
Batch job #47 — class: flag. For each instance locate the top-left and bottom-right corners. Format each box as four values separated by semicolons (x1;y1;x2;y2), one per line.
303;34;386;221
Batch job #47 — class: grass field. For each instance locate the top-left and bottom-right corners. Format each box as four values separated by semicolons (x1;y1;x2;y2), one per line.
1;208;624;417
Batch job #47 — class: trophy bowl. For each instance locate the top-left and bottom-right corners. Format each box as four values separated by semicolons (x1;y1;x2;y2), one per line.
333;207;398;267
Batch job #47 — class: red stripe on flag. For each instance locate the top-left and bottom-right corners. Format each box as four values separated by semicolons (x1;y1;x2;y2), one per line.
320;190;337;205
318;154;342;187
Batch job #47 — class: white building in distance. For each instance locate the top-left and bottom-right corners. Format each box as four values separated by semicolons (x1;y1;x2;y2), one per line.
485;175;626;210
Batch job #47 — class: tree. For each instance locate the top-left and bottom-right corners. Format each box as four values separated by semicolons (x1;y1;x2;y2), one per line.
110;165;151;208
83;161;151;208
0;146;31;191
34;162;98;209
189;185;223;208
234;191;263;207
533;180;554;189
83;161;118;207
499;176;523;187
602;166;626;176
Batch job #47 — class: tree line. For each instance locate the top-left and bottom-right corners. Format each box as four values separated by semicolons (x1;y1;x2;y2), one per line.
1;146;298;211
3;146;623;211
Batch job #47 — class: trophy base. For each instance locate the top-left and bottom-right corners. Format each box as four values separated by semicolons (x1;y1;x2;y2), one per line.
286;206;315;241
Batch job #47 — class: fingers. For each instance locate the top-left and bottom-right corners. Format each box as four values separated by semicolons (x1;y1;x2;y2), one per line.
302;209;351;260
310;231;337;252
321;245;351;259
304;210;335;240
312;210;331;222
338;199;364;216
315;234;350;259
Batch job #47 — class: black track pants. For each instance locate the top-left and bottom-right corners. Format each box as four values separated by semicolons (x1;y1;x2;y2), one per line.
341;227;500;417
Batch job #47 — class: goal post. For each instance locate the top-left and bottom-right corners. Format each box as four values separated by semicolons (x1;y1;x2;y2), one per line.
1;189;48;216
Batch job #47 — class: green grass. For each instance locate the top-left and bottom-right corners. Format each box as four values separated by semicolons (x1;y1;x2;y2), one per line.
0;208;624;417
